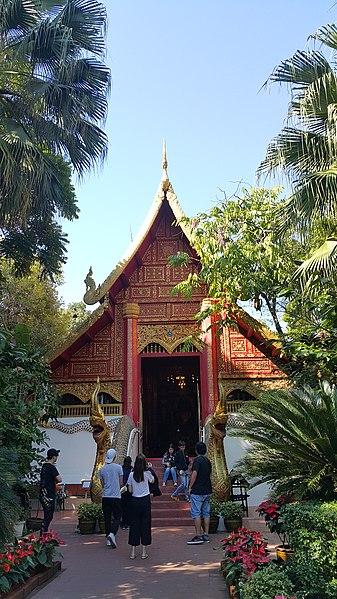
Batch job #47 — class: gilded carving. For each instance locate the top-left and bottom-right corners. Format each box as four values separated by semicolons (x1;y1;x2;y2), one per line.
123;303;141;318
55;381;123;403
218;377;288;400
138;324;201;354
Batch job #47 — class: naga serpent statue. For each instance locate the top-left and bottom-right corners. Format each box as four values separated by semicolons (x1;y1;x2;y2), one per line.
89;378;111;503
207;397;230;501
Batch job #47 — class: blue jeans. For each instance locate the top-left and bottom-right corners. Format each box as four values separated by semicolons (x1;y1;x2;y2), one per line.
163;467;177;483
190;494;211;519
172;471;189;498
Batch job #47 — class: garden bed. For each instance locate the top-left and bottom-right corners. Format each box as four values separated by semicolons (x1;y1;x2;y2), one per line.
0;561;61;599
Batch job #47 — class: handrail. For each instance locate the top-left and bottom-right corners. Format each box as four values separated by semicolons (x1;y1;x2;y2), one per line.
227;400;245;413
59;404;122;418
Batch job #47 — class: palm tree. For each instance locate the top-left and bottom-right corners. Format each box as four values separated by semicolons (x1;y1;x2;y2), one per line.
258;24;337;288
228;383;337;499
0;0;110;276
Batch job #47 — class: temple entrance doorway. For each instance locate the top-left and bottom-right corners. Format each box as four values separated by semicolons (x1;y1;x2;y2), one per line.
141;356;200;457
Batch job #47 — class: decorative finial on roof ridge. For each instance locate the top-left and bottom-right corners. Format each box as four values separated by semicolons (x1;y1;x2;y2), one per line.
161;139;170;192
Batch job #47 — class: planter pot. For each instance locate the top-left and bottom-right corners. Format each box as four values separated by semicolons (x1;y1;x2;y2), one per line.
98;519;105;534
13;521;25;538
276;544;294;562
224;517;243;533
209;515;219;534
78;518;96;535
0;561;61;599
26;517;43;533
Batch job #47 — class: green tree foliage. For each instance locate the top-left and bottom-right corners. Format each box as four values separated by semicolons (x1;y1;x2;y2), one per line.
229;383;337;500
0;326;59;479
0;0;110;277
0;260;90;352
170;187;301;338
258;22;337;287
0;260;72;352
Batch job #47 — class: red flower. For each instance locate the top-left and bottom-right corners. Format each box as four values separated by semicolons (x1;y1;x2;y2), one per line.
2;563;11;573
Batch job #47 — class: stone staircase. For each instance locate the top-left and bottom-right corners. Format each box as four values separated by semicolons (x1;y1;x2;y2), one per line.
150;458;191;527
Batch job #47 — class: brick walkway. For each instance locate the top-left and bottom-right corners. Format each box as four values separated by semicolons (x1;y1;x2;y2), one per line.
32;508;228;599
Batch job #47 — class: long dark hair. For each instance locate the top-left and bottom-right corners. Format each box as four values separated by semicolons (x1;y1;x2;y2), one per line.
133;454;147;483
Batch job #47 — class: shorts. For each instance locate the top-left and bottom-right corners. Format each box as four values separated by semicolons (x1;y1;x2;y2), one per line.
190;493;211;519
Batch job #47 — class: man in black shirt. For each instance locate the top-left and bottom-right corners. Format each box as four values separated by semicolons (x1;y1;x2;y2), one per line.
39;448;62;532
187;441;212;545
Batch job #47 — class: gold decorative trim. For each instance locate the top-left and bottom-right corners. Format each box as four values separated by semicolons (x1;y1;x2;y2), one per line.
48;296;110;363
55;381;123;403
218;377;288;402
123;303;141;318
138;324;201;354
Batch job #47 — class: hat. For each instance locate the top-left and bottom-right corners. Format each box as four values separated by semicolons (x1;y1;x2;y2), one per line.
105;448;116;464
47;448;60;459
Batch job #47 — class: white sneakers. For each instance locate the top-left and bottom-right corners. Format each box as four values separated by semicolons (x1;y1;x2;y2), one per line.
106;532;116;549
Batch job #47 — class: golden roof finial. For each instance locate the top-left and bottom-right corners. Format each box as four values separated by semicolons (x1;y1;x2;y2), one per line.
161;139;170;192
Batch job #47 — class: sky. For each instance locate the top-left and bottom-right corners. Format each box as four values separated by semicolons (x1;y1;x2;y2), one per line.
59;0;334;306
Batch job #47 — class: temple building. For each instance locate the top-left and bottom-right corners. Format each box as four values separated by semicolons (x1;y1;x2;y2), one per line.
44;147;286;503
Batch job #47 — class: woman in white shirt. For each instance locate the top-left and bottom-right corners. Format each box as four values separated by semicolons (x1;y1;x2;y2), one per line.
127;454;154;560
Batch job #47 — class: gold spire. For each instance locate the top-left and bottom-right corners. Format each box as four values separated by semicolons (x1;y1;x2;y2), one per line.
161;139;170;192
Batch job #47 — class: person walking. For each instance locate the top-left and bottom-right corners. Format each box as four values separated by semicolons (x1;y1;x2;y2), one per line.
120;456;132;529
127;454;154;560
187;441;212;545
99;448;123;548
39;448;62;532
162;445;177;486
171;440;190;502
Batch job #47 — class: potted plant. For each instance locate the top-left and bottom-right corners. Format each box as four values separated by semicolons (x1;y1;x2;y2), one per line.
77;502;99;534
13;507;29;538
219;501;243;532
209;496;221;533
257;497;294;561
221;527;270;597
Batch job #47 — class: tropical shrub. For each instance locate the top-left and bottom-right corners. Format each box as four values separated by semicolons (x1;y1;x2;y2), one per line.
0;531;63;594
239;564;295;599
0;449;21;545
210;495;221;516
77;502;101;520
282;501;337;598
218;501;243;519
221;527;269;586
285;555;330;599
229;382;337;500
0;326;59;478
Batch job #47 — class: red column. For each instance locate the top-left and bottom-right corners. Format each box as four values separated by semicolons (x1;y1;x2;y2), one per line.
200;298;219;422
122;302;140;425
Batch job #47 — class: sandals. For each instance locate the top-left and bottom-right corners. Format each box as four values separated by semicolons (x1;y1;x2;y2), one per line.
141;553;149;559
129;553;136;560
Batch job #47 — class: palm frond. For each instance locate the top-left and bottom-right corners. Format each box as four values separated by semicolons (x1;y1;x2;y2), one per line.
228;384;337;499
294;237;337;287
267;50;331;89
310;23;337;51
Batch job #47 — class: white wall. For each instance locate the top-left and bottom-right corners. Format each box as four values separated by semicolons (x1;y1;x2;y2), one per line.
225;436;270;506
39;418;117;484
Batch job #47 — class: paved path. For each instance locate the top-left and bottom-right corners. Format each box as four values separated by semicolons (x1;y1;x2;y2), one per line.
32;511;228;599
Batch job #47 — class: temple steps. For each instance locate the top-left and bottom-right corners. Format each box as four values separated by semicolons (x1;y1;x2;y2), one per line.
149;458;191;527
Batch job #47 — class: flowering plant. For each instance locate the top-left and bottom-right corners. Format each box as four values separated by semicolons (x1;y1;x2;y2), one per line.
257;496;292;545
0;531;63;594
221;527;270;586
